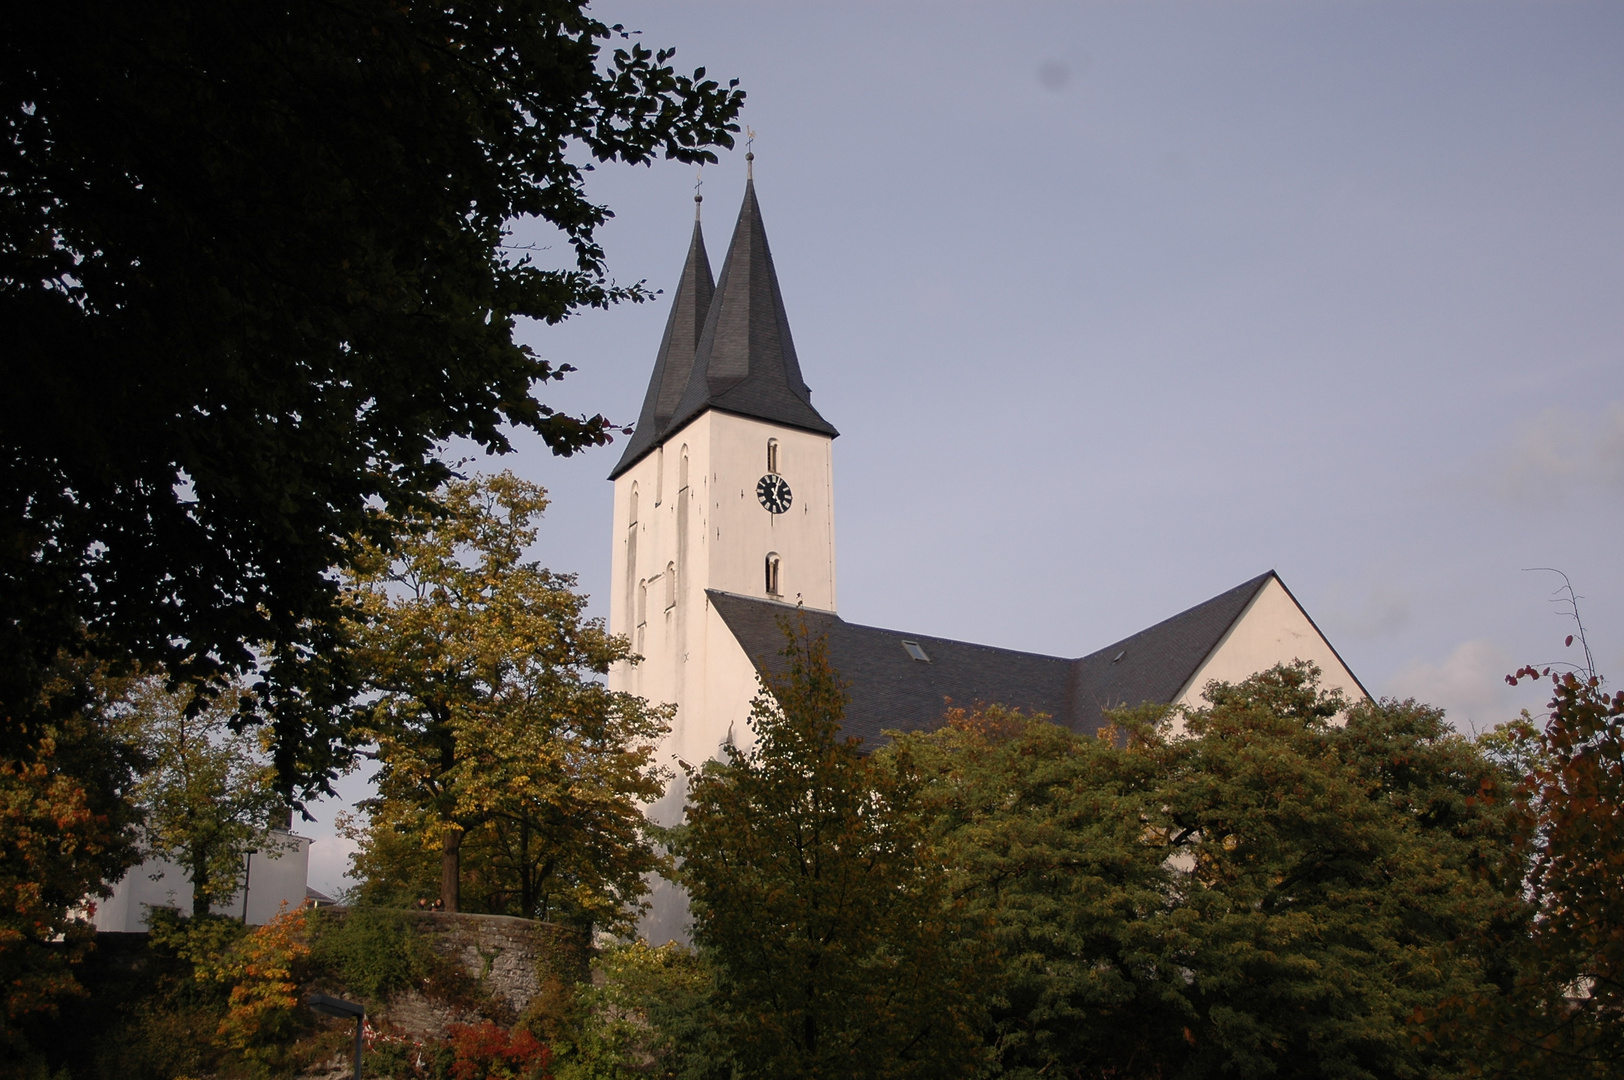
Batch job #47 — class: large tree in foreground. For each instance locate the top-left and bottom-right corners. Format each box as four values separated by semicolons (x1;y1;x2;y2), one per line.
348;472;669;926
1;3;744;796
675;621;988;1080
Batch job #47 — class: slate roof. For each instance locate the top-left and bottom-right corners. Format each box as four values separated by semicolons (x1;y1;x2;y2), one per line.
610;219;716;479
707;571;1278;745
661;181;838;442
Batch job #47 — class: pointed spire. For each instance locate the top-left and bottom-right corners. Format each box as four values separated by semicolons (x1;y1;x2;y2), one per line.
661;179;838;442
608;218;716;479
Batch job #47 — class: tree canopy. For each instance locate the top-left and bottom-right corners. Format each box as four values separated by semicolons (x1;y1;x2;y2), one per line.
118;677;287;917
675;621;988;1080
347;472;670;931
1;2;744;796
890;665;1530;1080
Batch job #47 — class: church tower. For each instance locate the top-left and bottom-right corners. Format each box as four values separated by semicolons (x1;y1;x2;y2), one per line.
607;176;840;787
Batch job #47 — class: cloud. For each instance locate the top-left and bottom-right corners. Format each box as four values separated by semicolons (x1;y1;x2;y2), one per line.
1037;59;1071;92
1321;580;1411;640
1385;638;1539;733
1494;402;1624;501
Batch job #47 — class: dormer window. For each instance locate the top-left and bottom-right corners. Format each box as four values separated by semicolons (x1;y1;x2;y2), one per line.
901;640;930;662
765;552;781;596
766;438;779;474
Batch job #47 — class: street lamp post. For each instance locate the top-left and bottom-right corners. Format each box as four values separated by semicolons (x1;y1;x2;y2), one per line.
308;993;365;1080
240;848;258;923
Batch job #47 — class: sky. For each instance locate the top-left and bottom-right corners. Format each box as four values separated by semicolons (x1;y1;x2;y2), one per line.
306;1;1624;895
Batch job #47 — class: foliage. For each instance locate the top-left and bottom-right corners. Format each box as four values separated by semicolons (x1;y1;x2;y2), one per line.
348;472;670;929
1439;631;1624;1077
117;676;288;916
447;1020;554;1080
0;660;141;1049
2;0;745;801
549;941;720;1080
675;619;988;1080
190;906;314;1063
892;664;1530;1080
307;906;437;1003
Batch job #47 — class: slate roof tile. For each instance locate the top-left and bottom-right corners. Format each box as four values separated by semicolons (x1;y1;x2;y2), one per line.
708;571;1277;745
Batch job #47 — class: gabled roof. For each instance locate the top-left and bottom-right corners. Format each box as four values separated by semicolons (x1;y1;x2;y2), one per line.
707;571;1280;744
662;181;838;441
1067;571;1274;727
610;220;716;479
708;591;1072;746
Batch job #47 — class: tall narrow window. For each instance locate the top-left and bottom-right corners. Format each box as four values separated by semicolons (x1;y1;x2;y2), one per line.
654;446;664;505
636;579;648;653
677;447;690;603
625;484;640;634
664;562;676;610
765;552;781;596
766;438;779;474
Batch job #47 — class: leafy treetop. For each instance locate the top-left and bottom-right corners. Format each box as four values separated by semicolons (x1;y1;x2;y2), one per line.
1;1;745;797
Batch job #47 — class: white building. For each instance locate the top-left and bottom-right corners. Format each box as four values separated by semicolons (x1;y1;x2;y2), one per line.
92;831;312;932
608;176;1367;942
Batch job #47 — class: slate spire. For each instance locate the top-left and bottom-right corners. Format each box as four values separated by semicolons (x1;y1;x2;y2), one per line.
609;214;716;478
661;179;839;442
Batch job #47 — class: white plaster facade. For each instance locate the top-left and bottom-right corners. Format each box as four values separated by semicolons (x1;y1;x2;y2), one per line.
1173;576;1366;711
608;410;836;792
91;831;311;932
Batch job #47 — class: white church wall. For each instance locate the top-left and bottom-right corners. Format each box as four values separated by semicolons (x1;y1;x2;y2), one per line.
1174;576;1367;713
91;831;311;932
610;409;836;809
701;413;836;613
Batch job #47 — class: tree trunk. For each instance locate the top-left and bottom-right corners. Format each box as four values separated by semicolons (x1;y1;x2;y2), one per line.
191;848;211;918
441;824;462;913
519;820;532;918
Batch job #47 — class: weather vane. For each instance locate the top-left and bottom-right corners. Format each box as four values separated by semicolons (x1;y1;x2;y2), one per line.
745;126;756;180
694;167;703;219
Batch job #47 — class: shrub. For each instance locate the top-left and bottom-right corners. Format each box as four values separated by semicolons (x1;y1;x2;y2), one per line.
447;1020;552;1080
308;906;434;1002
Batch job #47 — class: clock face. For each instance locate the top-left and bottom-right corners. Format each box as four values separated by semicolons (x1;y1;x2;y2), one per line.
756;473;793;514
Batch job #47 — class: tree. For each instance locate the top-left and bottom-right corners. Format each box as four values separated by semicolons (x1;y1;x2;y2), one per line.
894;664;1530;1079
348;472;669;928
0;660;141;1050
1444;621;1624;1077
119;677;288;917
674;620;987;1080
2;2;745;798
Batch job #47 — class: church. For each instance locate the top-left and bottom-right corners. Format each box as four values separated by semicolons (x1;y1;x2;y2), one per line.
607;172;1366;936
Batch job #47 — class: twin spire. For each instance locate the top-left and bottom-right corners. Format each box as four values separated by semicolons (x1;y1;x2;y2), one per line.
609;179;838;480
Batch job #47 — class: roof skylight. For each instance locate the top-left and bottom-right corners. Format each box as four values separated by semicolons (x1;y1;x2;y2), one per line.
901;639;930;662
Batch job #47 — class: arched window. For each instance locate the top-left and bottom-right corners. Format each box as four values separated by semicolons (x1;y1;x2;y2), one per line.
655;446;664;505
628;483;639;525
664;561;676;610
765;552;781;596
766;438;779;474
679;446;690;490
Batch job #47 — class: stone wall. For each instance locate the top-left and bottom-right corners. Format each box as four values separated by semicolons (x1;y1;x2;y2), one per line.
311;908;586;1043
393;910;585;1015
